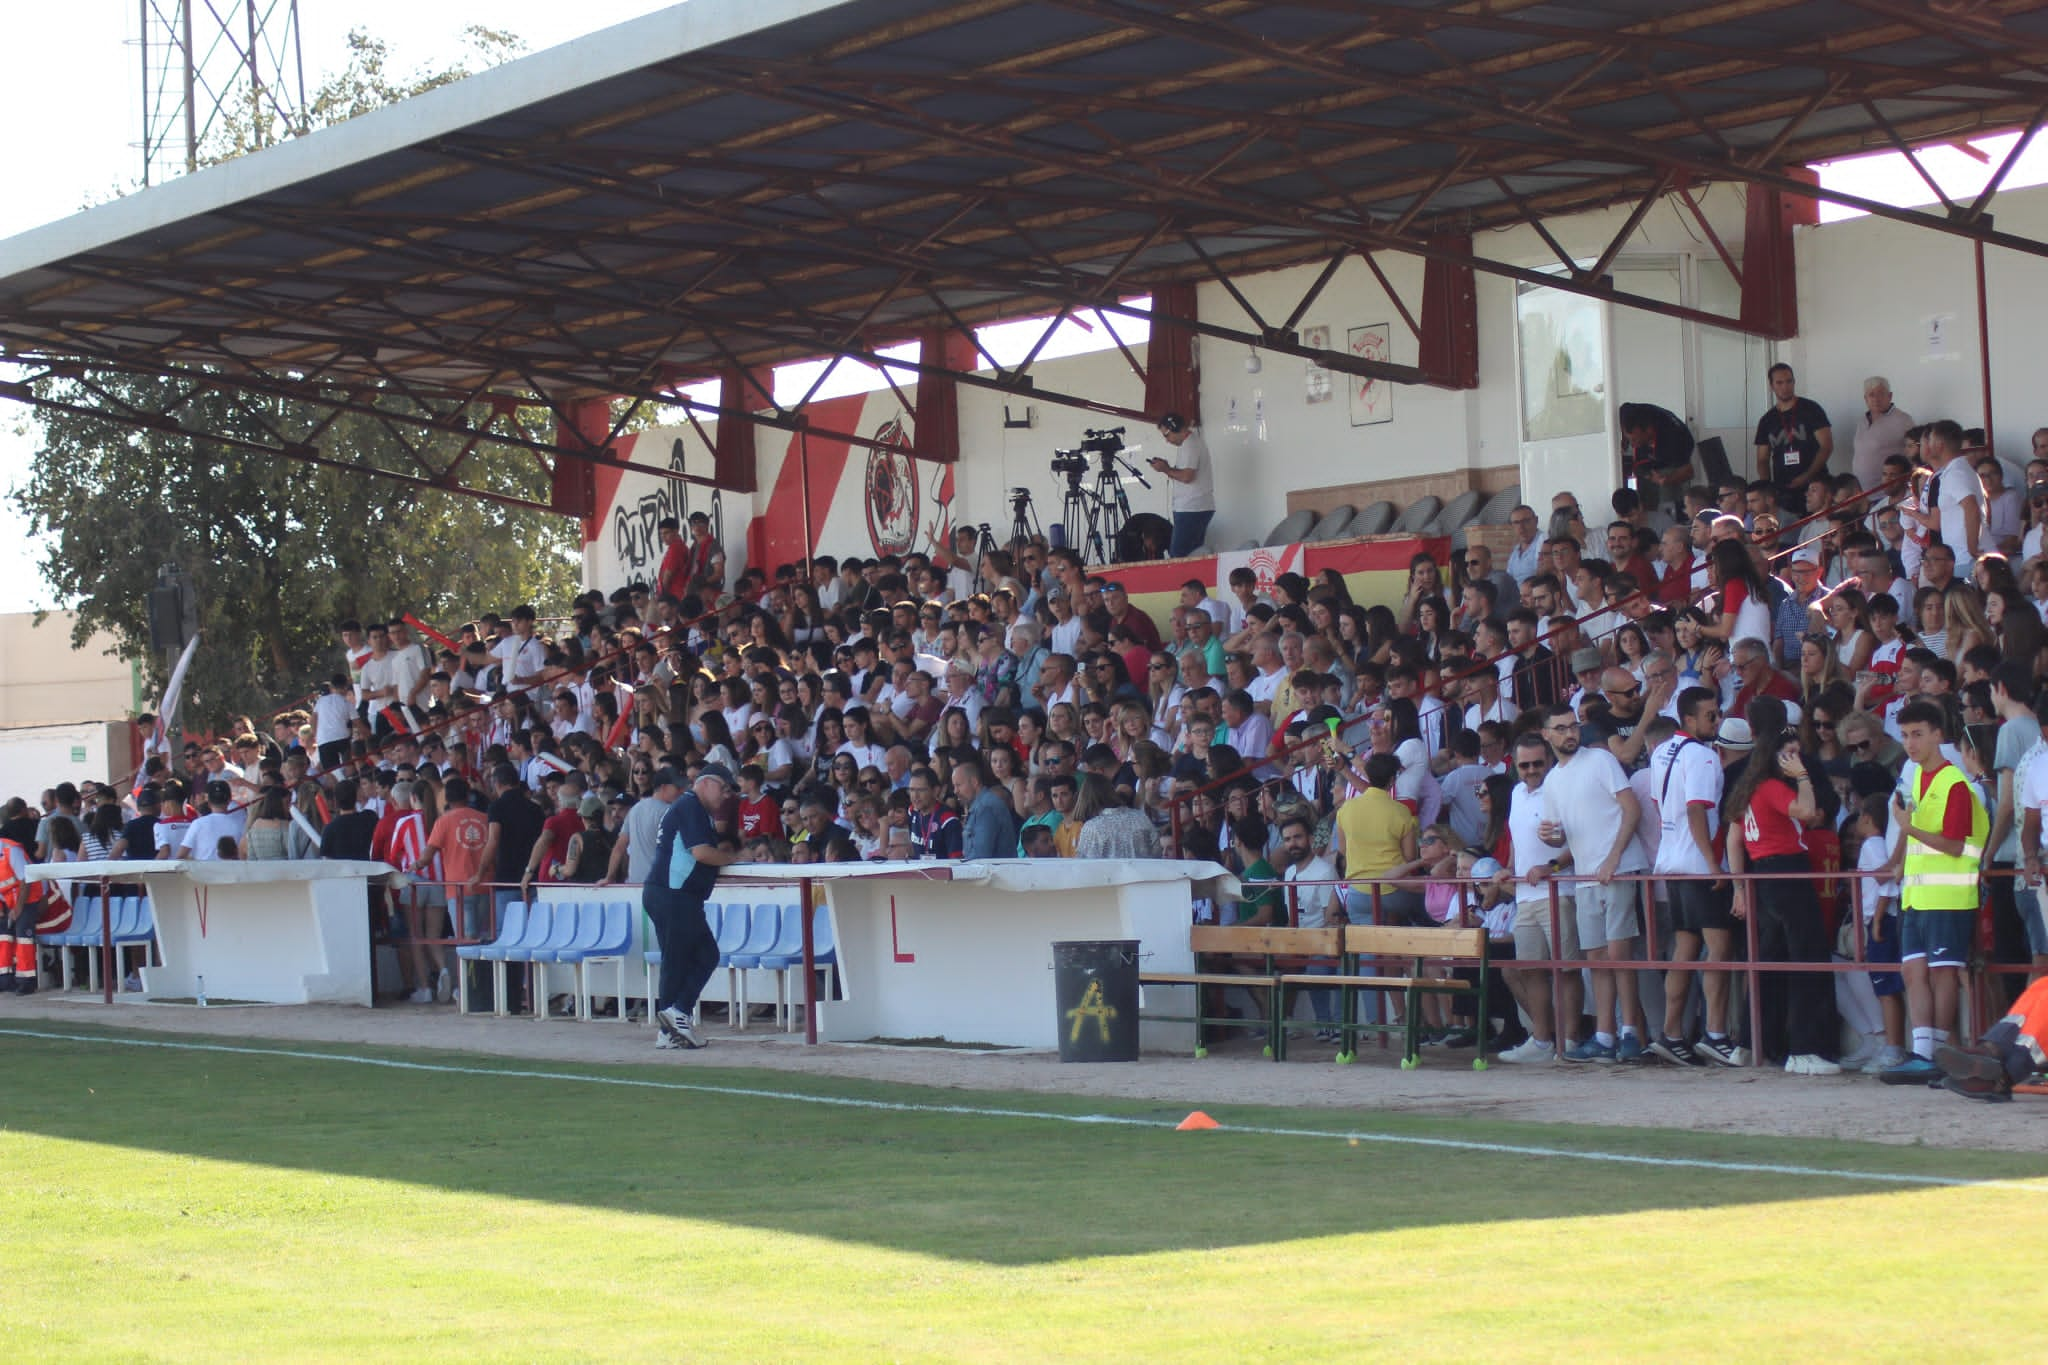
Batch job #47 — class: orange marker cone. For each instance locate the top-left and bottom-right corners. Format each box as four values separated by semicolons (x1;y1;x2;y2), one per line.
1176;1111;1220;1131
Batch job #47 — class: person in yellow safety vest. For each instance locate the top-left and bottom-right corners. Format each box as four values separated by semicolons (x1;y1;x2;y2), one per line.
1880;701;1989;1083
0;835;70;994
1934;973;2048;1100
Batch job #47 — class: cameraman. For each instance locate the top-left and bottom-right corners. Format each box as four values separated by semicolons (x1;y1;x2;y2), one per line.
1146;411;1215;557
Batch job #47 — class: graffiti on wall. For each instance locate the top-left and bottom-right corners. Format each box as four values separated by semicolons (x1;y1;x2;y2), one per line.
606;438;727;587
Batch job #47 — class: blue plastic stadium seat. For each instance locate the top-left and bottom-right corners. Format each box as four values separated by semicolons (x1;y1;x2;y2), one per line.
547;899;634;1022
456;901;537;1016
754;901;838;1032
722;904;782;1031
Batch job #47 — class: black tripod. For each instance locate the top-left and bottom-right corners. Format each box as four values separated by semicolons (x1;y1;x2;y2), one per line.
1008;487;1041;546
1060;473;1110;563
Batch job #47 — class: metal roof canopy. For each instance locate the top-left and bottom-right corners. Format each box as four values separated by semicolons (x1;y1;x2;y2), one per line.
4;0;2048;511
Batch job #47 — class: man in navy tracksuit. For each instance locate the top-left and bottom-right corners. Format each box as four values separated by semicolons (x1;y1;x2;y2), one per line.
643;764;738;1051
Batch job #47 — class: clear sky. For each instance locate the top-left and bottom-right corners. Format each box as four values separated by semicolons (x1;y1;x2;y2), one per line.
0;7;2016;609
0;1;678;608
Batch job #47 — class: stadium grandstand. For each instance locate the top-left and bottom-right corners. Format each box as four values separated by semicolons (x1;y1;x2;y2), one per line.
2;0;2048;1097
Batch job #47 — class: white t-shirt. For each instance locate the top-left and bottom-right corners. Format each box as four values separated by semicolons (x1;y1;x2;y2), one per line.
1049;615;1084;658
1936;458;1985;573
1247;667;1284;707
313;692;354;746
1285;855;1338;928
1540;747;1648;874
1168;430;1216;515
493;635;548;693
357;651;393;708
179;809;247;861
1858;830;1899;924
837;740;888;772
1508;782;1555;905
1647;735;1722;876
386;646;427;708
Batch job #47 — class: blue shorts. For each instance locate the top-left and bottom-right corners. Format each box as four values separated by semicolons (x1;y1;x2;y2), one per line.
1865;912;1903;996
1900;909;1973;968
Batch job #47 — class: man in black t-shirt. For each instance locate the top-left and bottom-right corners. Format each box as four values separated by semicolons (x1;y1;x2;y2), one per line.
1752;363;1832;511
474;762;546;1011
319;779;380;861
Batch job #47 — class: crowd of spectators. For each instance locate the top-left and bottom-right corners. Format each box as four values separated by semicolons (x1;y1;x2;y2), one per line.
7;374;2043;1092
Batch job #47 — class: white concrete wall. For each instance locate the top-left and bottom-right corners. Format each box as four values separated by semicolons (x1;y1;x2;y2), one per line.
1792;180;2048;475
584;184;1776;588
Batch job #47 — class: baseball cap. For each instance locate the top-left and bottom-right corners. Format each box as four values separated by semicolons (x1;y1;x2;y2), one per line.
1716;717;1754;751
608;792;636;809
1789;545;1822;568
577;794;605;818
696;763;737;789
1471;856;1502;880
1570;647;1603;673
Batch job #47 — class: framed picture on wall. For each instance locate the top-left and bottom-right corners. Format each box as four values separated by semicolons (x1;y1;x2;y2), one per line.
1302;325;1333;404
1347;323;1392;427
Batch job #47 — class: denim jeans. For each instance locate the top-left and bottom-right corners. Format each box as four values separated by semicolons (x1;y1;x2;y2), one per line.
1169;510;1215;557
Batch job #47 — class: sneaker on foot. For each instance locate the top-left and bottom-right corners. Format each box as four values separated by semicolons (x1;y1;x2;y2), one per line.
1695;1035;1742;1067
670;1017;705;1050
655;1029;680;1050
1877;1044;1911;1070
1649;1035;1705;1067
1497;1037;1556;1064
1562;1038;1617;1064
1785;1054;1841;1076
407;987;434;1004
656;1005;690;1037
434;967;454;1004
1836;1035;1883;1072
1879;1055;1940;1084
1616;1034;1646;1063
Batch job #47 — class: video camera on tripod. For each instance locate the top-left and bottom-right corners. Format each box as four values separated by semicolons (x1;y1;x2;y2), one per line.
1050;427;1133;482
1048;427;1156;562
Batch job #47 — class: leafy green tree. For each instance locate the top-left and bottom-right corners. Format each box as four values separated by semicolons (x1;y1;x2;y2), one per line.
14;25;590;729
20;379;579;725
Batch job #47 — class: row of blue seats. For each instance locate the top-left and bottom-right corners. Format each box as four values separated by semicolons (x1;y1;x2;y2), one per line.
455;899;636;1020
648;900;837;1033
37;895;156;993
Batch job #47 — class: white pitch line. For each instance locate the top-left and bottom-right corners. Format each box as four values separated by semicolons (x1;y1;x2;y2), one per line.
4;1025;2044;1193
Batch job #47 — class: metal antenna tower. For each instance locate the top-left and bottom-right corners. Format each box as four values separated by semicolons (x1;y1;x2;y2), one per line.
136;0;309;186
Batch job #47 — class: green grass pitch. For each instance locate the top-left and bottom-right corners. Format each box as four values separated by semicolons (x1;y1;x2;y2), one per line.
3;1024;2045;1360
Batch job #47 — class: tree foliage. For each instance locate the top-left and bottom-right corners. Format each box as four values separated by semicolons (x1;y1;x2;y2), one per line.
20;382;579;726
14;25;587;729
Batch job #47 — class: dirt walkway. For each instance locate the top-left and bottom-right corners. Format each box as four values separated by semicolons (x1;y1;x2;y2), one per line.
6;995;2043;1156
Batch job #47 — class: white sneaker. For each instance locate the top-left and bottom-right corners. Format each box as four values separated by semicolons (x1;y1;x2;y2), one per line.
407;987;434;1005
1837;1035;1883;1072
434;968;454;1004
1877;1043;1911;1069
1496;1037;1556;1064
1784;1053;1842;1076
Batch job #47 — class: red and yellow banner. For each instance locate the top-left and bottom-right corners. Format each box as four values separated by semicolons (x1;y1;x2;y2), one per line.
1112;535;1451;631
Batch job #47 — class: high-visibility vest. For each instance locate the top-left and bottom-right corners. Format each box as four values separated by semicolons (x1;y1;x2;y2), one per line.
1901;763;1987;911
0;838;41;915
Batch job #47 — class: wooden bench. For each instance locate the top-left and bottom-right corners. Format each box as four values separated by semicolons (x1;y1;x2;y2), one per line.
1139;925;1343;1058
1275;925;1491;1068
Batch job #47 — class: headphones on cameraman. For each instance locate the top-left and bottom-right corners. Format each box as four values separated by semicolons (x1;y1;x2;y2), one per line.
1157;412;1185;435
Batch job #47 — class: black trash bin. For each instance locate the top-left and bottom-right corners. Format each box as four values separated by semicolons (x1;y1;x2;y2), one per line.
1051;939;1141;1062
